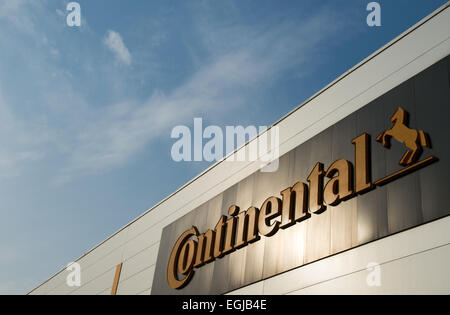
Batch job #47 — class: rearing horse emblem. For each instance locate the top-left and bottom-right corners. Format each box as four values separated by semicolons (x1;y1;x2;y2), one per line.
376;107;429;166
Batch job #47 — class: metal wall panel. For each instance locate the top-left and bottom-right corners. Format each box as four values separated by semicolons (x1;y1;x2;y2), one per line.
210;186;237;295
355;102;388;244
302;127;333;264
329;114;358;254
152;55;450;295
227;174;255;290
260;152;295;279
414;58;450;222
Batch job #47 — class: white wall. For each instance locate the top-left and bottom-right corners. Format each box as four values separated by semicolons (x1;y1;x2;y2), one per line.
28;3;450;295
227;216;450;295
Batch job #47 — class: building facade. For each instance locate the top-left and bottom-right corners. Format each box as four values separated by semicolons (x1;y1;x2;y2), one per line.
29;3;450;295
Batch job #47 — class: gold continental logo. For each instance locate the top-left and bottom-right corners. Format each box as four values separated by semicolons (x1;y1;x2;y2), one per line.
167;107;438;289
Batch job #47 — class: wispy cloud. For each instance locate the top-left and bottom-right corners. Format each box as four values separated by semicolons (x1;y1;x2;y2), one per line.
103;30;132;66
58;6;347;180
0;1;350;182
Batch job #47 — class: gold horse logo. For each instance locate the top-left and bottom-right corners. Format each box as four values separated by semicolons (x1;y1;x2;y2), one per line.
376;107;429;166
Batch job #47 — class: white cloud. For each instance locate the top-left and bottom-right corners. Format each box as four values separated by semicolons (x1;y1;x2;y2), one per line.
56;8;65;17
103;30;132;66
58;7;347;180
0;1;350;182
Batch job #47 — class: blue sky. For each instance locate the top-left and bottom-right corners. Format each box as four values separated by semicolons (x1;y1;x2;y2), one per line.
0;0;446;294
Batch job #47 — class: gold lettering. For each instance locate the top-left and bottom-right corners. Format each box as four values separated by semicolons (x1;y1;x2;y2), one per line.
307;162;325;214
194;229;215;267
234;206;260;248
352;133;373;194
280;182;309;229
213;216;226;258
223;206;238;254
168;113;437;290
323;159;354;206
167;227;198;289
258;196;282;237
177;239;197;275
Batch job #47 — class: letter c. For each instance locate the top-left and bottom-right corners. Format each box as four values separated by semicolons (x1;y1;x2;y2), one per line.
167;226;199;289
